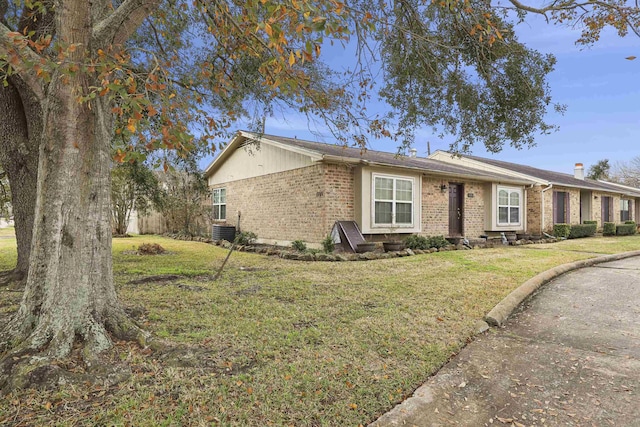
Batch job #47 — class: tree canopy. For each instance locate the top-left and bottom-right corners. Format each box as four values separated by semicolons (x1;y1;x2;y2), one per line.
1;0;639;390
587;158;611;180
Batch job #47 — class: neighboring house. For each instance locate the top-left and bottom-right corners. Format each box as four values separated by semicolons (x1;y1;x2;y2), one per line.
429;151;640;233
205;131;541;246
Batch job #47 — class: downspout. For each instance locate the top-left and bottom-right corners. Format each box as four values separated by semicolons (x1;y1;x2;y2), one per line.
541;184;553;234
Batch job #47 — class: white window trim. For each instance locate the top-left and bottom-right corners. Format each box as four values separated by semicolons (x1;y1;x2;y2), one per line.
212;188;226;221
371;173;415;229
497;186;522;227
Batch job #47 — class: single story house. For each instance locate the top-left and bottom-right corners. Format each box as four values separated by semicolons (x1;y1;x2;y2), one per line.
429;151;640;234
204;131;550;246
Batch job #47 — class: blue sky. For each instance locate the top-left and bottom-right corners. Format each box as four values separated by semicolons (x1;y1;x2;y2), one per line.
203;14;639;176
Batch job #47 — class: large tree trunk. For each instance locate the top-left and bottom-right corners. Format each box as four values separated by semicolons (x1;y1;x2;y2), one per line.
0;79;40;280
0;1;143;389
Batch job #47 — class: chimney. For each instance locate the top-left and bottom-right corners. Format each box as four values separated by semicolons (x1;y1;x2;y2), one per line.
409;148;417;158
574;163;584;180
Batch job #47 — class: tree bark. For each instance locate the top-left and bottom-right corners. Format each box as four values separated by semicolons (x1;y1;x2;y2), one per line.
0;79;40;280
0;1;145;387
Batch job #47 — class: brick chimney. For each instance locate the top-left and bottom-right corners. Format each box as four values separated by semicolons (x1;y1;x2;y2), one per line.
574;163;584;180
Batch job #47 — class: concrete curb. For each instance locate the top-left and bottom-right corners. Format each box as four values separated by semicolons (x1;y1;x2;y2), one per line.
484;249;640;327
370;250;640;427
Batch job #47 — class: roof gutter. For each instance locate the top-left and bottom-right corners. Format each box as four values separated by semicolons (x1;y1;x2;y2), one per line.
541;184;553;233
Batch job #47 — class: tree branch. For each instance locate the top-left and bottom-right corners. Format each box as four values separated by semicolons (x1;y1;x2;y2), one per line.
0;22;45;101
92;0;160;48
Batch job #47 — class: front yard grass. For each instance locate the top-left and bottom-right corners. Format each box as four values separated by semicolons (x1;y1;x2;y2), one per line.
1;234;639;426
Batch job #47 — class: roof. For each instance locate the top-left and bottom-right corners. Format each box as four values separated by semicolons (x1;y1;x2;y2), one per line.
447;152;640;197
205;131;534;185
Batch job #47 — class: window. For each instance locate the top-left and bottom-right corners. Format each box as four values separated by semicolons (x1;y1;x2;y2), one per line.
213;188;226;221
373;175;413;226
497;187;522;226
553;191;569;224
621;199;630;222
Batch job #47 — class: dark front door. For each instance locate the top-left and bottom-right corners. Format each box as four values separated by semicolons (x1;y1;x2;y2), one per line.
602;196;612;223
449;183;464;236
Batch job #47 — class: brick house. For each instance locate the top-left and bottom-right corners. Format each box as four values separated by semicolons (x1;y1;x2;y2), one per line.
429;151;640;233
205;132;541;246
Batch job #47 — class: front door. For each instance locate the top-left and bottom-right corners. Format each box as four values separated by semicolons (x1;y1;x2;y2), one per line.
449;183;464;236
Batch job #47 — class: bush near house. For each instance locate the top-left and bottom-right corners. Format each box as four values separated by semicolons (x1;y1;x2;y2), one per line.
291;240;307;252
235;231;257;245
568;223;597;239
321;235;335;253
553;223;571;238
404;235;430;250
603;222;616;236
583;220;597;225
403;235;451;251
616;222;637;236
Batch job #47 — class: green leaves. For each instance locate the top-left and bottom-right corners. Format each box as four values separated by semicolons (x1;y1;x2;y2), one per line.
377;0;559;153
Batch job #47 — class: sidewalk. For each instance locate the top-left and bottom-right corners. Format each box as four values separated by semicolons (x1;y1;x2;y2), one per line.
371;256;640;426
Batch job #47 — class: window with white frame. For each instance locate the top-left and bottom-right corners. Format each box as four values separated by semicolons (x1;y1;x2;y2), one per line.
497;187;522;226
212;188;226;221
373;175;413;226
621;199;630;222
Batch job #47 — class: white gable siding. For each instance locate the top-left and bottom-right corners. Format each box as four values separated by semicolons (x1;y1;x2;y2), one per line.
208;141;314;185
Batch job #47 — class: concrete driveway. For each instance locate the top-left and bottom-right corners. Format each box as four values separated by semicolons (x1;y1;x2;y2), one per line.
372;256;640;427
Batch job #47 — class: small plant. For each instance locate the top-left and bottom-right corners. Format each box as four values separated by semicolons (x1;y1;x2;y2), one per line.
603;222;616;236
553;223;571;238
321;235;335;253
427;235;450;249
291;240;307;252
137;243;165;255
404;235;429;250
235;231;257;245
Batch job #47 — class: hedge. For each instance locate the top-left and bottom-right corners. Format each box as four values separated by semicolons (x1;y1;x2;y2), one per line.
404;235;450;250
404;235;429;250
603;222;616;236
583;220;597;225
553;223;571;238
568;223;597;239
616;223;637;236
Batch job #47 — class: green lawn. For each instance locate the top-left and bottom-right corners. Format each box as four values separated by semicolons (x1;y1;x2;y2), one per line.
1;233;639;426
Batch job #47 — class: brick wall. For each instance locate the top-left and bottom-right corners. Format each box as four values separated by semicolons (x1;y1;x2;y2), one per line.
421;177;449;236
526;186;542;235
463;181;486;238
211;163;354;243
541;186;580;232
592;192;622;227
420;177;486;238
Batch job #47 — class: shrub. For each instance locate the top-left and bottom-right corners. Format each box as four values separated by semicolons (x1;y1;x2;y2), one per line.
568;223;596;239
616;223;636;236
553;223;571;238
291;240;307;252
624;220;636;225
137;243;165;255
603;222;616;236
428;235;450;249
404;235;429;250
583;220;597;225
235;231;257;245
321;235;335;253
